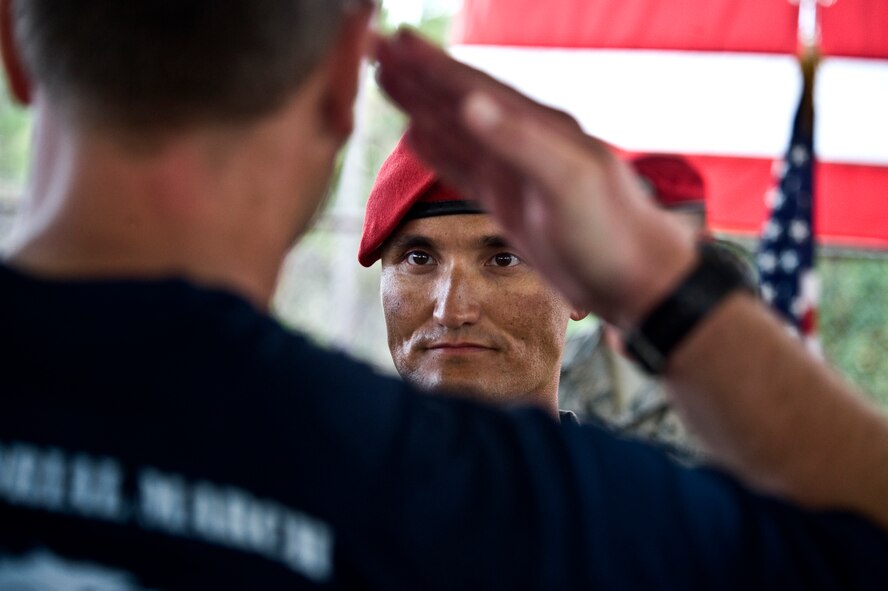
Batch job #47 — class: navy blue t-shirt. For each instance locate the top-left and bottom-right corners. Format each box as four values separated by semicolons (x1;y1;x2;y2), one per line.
1;263;886;589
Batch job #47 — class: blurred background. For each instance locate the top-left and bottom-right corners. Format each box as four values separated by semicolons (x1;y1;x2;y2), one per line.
1;0;886;403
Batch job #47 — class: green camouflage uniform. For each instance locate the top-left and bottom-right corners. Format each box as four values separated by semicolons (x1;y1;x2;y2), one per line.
558;326;703;463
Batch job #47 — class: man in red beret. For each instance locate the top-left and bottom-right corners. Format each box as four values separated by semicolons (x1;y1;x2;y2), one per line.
360;134;587;419
562;153;714;455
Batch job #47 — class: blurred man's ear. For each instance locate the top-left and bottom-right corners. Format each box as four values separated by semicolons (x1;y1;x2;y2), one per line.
321;2;375;140
570;309;589;322
0;0;31;105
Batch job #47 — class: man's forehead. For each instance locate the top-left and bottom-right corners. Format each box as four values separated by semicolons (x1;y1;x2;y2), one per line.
385;214;510;250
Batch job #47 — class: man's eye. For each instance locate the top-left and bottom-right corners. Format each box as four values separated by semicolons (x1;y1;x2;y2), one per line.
406;251;434;266
489;253;521;268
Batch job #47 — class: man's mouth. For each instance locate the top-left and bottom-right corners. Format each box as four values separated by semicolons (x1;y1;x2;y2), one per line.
427;341;496;354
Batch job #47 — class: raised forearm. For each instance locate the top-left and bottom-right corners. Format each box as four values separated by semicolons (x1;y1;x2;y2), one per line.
374;29;888;529
665;293;888;527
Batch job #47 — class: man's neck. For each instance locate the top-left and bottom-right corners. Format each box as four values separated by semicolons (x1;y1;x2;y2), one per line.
5;98;320;310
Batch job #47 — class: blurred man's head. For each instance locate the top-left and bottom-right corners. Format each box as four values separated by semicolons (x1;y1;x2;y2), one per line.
5;0;359;131
2;0;374;304
360;137;585;415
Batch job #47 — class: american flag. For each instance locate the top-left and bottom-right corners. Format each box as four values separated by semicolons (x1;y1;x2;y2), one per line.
757;52;821;354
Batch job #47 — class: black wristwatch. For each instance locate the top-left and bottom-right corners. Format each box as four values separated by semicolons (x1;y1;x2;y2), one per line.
623;241;757;375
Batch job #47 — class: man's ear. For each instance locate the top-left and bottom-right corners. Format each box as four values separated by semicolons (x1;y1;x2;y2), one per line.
0;0;32;105
321;2;375;140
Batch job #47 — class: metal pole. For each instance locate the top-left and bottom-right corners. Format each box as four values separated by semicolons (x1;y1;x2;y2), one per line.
797;0;819;49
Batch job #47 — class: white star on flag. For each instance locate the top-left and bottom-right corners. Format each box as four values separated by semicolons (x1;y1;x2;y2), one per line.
780;250;800;272
758;252;778;273
791;145;809;166
789;220;810;242
763;220;783;240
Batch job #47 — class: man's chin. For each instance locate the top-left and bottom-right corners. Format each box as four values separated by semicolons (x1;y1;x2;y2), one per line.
421;374;509;406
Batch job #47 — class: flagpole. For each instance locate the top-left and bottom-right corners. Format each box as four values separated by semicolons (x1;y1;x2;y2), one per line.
796;0;818;140
796;0;820;355
797;0;819;50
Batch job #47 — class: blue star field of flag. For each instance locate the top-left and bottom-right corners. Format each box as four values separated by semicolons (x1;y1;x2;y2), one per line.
757;79;817;337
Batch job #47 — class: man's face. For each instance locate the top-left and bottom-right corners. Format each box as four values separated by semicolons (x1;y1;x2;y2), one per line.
379;214;577;410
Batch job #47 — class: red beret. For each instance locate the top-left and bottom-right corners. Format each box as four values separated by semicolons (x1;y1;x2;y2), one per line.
359;135;481;267
630;154;706;211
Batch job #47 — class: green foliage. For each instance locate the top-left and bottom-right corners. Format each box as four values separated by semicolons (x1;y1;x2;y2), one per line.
377;2;454;44
0;76;31;186
415;12;453;44
820;255;888;405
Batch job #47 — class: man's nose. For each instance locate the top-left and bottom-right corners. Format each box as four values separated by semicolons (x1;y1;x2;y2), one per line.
433;265;482;328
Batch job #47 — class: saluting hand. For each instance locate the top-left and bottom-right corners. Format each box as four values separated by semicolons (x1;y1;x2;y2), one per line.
374;30;696;328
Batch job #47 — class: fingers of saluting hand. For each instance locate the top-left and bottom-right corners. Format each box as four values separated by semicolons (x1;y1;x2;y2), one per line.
375;29;610;211
460;91;610;209
376;29;503;115
375;32;530;219
376;29;583;136
373;29;649;316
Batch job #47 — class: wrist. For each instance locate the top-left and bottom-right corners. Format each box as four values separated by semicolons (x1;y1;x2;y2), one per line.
623;239;758;375
614;216;697;330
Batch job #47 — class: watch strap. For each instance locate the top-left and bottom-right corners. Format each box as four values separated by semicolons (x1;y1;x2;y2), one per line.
624;241;756;375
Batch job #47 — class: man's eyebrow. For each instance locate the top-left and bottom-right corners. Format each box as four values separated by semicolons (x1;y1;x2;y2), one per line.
480;235;511;249
385;233;511;252
388;234;435;251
